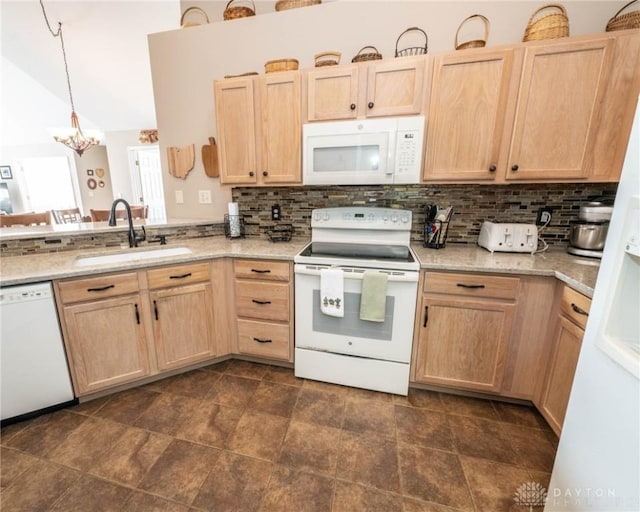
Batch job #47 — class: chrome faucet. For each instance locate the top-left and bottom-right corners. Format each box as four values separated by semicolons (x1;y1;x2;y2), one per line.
108;199;145;248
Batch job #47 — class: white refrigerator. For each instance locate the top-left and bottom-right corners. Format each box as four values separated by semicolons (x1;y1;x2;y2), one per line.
547;100;640;511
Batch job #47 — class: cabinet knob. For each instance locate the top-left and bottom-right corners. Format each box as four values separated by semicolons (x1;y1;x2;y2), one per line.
511;164;519;172
368;102;374;109
262;171;268;177
249;171;254;177
489;165;497;172
350;103;356;110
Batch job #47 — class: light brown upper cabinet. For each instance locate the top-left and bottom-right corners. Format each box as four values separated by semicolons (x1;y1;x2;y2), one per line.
306;57;426;121
423;49;519;181
423;30;640;183
506;38;614;181
215;71;301;185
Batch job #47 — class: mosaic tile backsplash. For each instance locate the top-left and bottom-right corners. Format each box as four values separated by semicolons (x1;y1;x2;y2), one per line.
232;183;618;246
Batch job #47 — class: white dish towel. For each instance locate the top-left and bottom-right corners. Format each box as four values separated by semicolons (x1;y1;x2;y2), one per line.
320;267;344;318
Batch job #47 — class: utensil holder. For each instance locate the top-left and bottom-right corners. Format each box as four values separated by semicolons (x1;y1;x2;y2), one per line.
224;214;245;239
424;219;450;249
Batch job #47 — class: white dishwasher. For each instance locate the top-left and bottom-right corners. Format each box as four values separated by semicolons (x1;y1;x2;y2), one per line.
1;282;75;424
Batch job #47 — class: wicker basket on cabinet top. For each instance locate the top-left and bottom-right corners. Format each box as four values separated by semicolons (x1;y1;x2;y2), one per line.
223;0;255;20
522;4;569;42
455;14;490;50
606;0;640;31
275;0;321;11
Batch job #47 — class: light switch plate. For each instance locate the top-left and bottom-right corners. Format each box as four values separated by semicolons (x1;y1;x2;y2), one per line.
175;190;184;204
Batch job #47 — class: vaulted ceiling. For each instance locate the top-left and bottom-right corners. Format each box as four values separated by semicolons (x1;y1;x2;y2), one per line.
1;1;180;143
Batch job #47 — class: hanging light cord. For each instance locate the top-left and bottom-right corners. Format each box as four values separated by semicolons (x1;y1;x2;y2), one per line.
40;0;75;112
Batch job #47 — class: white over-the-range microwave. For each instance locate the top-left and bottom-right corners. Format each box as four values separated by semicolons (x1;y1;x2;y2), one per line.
302;115;425;185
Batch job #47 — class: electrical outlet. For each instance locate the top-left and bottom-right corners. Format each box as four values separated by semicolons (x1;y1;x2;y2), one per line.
271;204;281;221
198;190;212;204
536;207;553;226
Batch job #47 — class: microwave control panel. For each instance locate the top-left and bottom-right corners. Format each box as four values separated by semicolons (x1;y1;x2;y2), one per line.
394;123;424;183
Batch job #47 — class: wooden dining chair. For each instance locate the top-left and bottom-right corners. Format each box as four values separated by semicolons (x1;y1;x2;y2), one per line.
91;205;148;222
51;208;84;224
0;211;51;227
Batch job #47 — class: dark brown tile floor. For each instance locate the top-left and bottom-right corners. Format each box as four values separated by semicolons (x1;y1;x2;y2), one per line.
0;360;556;511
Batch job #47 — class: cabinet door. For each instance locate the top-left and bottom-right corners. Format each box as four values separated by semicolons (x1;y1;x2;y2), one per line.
424;50;516;181
365;57;425;117
539;315;584;435
259;72;301;184
307;65;359;121
214;77;258;184
151;283;216;371
63;296;150;395
506;38;614;181
414;296;514;392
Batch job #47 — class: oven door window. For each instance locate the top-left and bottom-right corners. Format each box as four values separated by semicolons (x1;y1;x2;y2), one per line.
312;290;394;340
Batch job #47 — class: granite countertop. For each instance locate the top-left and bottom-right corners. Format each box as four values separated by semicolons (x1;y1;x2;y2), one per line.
0;237;600;296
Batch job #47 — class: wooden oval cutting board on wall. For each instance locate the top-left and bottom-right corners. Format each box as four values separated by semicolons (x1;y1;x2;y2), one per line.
167;144;195;179
201;137;219;178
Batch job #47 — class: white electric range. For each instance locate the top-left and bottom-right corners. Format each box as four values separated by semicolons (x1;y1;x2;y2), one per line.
294;207;419;395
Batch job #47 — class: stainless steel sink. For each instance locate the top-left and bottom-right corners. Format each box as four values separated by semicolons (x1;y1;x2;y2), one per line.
74;246;193;267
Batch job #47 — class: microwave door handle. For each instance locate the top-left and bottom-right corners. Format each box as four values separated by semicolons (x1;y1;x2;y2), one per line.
385;131;396;176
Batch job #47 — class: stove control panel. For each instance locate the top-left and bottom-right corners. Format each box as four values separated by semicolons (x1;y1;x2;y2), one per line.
311;207;412;230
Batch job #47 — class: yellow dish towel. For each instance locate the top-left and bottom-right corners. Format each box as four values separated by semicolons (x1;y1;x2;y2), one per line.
359;270;388;322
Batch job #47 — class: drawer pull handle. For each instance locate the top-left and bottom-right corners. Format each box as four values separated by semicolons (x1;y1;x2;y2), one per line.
169;272;192;279
87;284;115;292
135;303;140;324
252;299;271;305
251;269;271;274
153;300;158;320
423;305;429;327
571;303;589;316
253;337;272;343
456;283;485;289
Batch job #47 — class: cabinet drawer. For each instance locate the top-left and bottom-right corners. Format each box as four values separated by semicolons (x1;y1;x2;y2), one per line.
147;262;210;289
560;286;591;329
424;272;519;300
57;272;140;304
234;259;290;282
235;280;289;322
237;319;290;361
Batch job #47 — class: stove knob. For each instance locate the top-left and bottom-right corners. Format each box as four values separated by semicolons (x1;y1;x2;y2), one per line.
323;213;330;221
383;215;389;222
314;213;321;221
391;215;398;223
401;215;409;223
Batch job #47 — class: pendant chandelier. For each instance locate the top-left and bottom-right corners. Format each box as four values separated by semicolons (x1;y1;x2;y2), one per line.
40;0;100;156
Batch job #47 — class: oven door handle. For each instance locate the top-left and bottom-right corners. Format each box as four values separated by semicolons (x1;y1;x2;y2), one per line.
293;264;418;282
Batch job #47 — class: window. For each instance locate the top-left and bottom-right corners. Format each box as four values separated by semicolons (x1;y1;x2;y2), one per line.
18;156;79;211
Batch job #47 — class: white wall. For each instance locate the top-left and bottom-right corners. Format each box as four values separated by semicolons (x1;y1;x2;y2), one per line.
150;1;624;220
104;129;143;203
73;145;115;215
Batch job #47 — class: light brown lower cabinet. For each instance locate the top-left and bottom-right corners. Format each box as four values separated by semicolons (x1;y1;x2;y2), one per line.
56;272;151;395
60;294;151;395
536;286;590;435
412;272;518;393
55;261;223;396
232;258;294;362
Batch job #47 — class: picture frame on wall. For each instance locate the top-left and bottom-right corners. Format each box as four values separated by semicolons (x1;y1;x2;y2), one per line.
87;169;94;176
0;165;12;179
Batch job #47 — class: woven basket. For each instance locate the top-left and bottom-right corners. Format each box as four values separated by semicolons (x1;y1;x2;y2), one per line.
265;58;299;73
351;46;382;63
275;0;321;11
180;6;209;28
455;14;490;50
223;0;255;20
606;0;640;31
523;4;569;42
314;51;341;67
395;27;428;57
